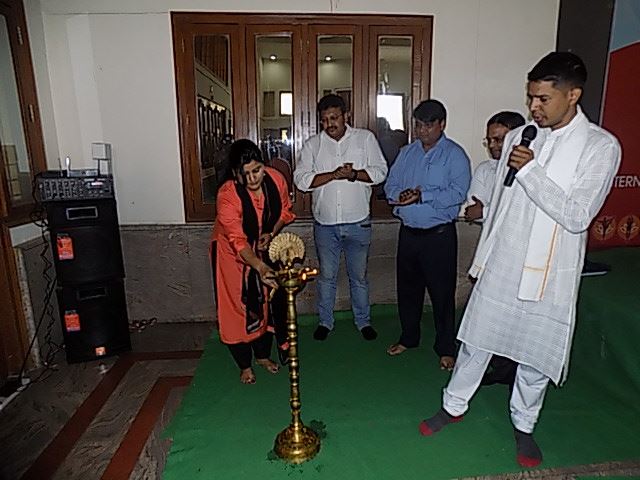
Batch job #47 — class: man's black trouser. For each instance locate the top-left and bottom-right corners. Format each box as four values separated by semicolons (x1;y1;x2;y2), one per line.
396;222;457;357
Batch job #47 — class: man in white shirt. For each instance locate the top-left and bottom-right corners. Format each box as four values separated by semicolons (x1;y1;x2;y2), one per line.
465;111;525;389
464;111;525;222
294;94;387;341
419;52;620;468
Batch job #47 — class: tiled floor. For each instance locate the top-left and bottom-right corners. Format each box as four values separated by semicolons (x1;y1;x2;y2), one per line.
0;323;212;480
1;322;639;480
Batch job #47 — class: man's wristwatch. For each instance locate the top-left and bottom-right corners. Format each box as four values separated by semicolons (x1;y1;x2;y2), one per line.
348;169;358;182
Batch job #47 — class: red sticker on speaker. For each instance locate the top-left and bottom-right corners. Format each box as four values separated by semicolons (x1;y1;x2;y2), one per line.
57;235;74;260
64;310;81;332
95;346;107;356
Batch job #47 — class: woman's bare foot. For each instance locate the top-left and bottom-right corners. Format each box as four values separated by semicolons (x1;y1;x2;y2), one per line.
387;343;408;356
240;368;256;384
256;358;280;374
440;356;455;371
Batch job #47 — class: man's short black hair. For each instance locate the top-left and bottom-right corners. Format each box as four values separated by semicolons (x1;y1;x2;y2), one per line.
413;99;447;123
487;111;526;130
317;94;347;115
527;51;587;89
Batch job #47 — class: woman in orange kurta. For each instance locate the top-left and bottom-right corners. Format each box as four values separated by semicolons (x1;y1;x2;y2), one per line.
211;139;295;384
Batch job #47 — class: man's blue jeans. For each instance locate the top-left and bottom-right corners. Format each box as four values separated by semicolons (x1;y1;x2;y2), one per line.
313;218;372;330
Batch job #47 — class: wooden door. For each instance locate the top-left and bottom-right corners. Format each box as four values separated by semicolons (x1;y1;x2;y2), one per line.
172;21;246;222
307;24;365;131
245;25;304;210
0;224;29;380
172;13;433;220
367;23;432;215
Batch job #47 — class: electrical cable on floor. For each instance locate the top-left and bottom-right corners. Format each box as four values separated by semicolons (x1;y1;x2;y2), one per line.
12;177;63;395
37;220;63;369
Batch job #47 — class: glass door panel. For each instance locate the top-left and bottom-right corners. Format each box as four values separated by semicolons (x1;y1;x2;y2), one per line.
317;34;353;120
308;26;363;135
193;34;233;204
173;15;432;220
0;15;32;210
375;35;412;168
173;21;244;222
368;25;430;214
254;34;295;196
368;26;430;132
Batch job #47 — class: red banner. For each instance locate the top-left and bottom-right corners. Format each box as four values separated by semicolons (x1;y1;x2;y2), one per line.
589;41;640;248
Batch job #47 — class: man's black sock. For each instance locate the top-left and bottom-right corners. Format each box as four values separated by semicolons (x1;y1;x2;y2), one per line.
514;429;543;467
419;408;463;436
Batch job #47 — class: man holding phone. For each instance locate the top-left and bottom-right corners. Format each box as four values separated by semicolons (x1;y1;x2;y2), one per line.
384;99;471;370
294;94;388;341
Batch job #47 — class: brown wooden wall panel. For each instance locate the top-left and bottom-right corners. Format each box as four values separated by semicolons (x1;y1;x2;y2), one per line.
556;0;615;124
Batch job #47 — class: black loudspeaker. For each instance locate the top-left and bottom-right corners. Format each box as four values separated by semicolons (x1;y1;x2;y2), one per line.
47;199;125;284
45;196;131;362
57;280;131;363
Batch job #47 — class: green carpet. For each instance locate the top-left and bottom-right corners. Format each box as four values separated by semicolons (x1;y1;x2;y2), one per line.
162;248;640;479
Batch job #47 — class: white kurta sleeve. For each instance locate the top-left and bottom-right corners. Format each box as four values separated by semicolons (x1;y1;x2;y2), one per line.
468;161;495;206
516;134;621;233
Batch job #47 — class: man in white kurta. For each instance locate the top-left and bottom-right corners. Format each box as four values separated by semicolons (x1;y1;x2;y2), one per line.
419;52;621;468
464;111;525;223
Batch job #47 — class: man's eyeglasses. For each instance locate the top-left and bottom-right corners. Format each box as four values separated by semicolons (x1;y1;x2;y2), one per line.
321;113;345;123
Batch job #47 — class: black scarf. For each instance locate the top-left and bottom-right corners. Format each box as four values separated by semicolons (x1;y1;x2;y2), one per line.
235;171;281;334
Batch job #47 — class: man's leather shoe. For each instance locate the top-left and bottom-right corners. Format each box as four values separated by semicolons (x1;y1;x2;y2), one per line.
360;326;377;340
313;325;330;341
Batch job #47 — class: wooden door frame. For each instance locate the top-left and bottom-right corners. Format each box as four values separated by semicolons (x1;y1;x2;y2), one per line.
245;25;305;214
366;23;432;134
0;223;29;380
307;24;365;132
0;0;48;381
172;20;247;222
367;22;432;216
172;13;433;222
245;25;304;145
0;0;48;226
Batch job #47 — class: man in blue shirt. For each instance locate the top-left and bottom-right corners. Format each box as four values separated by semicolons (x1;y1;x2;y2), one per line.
384;99;471;370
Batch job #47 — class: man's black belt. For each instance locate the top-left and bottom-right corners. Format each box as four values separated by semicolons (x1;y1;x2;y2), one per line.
402;222;454;235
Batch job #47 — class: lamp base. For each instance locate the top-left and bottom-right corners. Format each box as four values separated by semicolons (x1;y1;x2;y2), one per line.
274;424;320;464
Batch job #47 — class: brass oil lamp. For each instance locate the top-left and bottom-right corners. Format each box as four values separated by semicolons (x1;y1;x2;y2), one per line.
268;232;320;464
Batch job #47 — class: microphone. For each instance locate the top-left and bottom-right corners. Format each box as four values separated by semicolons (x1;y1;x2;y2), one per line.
504;125;537;187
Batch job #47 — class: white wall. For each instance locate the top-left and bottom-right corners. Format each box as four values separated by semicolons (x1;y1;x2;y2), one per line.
23;0;559;224
23;0;59;166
